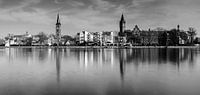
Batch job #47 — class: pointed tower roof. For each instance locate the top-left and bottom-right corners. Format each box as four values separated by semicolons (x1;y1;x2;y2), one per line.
120;14;125;21
56;13;61;25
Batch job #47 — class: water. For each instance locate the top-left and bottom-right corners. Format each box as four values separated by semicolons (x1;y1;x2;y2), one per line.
0;48;200;95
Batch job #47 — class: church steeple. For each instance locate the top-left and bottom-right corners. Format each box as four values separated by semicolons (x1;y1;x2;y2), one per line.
56;13;61;46
56;13;61;25
177;24;180;31
119;14;126;34
120;14;125;23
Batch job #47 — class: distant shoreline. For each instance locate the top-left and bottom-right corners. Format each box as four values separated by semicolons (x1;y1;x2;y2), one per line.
0;46;199;49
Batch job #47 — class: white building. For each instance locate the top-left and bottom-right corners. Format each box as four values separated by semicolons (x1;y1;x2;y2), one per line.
102;31;118;45
92;32;102;45
76;31;94;44
5;32;32;46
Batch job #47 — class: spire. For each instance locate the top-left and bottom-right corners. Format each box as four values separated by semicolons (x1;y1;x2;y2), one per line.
121;14;125;21
56;13;61;25
177;24;180;31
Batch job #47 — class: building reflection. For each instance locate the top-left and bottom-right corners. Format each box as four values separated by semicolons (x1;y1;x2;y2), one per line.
55;48;61;83
122;48;198;66
73;49;115;68
5;48;198;68
5;48;52;64
73;48;198;75
4;47;199;83
119;49;125;82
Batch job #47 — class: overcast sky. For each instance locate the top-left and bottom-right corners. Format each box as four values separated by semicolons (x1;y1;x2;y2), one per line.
0;0;200;37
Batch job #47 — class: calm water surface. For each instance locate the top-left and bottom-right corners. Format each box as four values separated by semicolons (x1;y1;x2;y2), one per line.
0;48;200;95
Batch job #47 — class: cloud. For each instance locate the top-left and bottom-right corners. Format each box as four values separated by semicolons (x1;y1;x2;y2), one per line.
91;0;116;11
0;0;199;36
10;9;53;25
54;0;63;4
132;0;156;7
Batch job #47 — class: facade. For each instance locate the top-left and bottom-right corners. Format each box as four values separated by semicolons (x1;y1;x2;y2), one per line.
55;14;61;46
75;31;119;46
125;25;141;45
118;14;127;44
32;35;40;46
126;25;160;46
47;34;56;46
132;25;140;36
76;31;93;45
119;14;126;36
5;32;32;46
92;32;102;45
102;31;114;45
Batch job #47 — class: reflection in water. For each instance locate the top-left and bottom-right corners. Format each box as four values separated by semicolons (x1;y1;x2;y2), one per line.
2;48;200;95
5;48;199;79
55;48;61;83
6;48;198;65
119;49;125;82
73;48;198;69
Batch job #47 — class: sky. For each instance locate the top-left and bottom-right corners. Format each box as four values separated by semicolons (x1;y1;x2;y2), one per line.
0;0;200;37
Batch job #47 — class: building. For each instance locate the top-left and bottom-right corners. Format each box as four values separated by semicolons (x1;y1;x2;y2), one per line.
102;31;118;46
118;14;127;44
47;34;56;46
5;32;32;46
76;31;93;45
140;30;159;45
32;35;40;46
125;25;141;45
55;13;61;46
132;25;140;36
119;14;126;36
92;32;102;45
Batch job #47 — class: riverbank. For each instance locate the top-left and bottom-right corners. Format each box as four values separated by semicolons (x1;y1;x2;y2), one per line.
0;45;199;49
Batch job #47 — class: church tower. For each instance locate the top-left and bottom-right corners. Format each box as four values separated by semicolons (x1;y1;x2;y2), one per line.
56;13;61;46
119;14;126;36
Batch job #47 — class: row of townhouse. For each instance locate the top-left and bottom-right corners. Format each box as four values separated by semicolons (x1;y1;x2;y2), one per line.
75;31;118;46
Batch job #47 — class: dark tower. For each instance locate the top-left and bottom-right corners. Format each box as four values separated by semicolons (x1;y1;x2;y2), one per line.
177;25;180;31
56;13;61;46
119;14;126;36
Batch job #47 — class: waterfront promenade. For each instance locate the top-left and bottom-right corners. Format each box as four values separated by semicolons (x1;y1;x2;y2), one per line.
1;45;199;49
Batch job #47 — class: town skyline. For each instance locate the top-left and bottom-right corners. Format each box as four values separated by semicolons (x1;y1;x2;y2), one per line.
0;0;200;37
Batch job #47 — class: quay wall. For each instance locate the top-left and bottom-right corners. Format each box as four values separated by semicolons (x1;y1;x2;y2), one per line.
0;46;199;49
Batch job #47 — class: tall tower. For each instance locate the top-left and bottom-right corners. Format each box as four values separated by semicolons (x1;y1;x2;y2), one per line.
177;25;180;31
56;13;61;46
119;14;126;36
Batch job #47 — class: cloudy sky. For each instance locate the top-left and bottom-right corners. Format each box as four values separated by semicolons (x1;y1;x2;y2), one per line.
0;0;200;37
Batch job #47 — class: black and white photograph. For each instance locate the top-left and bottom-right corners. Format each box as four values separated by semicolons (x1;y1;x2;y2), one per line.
0;0;200;95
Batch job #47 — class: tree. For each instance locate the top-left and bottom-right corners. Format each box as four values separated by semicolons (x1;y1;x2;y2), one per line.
168;29;179;46
188;27;197;44
24;37;33;46
62;35;74;45
36;32;48;45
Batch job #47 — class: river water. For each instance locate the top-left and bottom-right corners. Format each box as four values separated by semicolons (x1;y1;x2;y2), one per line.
0;48;200;95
